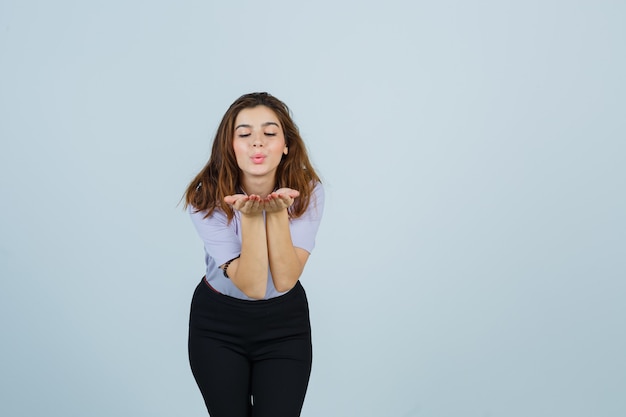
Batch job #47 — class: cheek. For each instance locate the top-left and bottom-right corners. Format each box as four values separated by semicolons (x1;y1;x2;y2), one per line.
232;142;246;158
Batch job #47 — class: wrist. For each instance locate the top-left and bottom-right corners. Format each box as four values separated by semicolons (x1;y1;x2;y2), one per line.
265;208;289;217
240;211;264;220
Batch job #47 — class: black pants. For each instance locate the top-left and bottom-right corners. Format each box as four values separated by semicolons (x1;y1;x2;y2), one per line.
188;278;312;417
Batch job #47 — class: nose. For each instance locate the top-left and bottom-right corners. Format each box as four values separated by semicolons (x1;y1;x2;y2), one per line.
252;132;263;147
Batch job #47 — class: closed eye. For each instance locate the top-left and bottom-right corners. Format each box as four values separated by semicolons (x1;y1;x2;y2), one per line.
238;133;251;138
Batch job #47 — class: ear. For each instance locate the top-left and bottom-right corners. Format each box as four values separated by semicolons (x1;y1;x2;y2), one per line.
283;145;288;155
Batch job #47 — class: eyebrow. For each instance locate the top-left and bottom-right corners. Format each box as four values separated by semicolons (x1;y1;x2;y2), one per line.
235;122;280;130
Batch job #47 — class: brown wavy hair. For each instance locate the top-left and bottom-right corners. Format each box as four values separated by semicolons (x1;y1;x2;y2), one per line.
184;92;321;222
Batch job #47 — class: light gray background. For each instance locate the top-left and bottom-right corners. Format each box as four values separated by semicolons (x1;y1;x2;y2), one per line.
1;1;624;416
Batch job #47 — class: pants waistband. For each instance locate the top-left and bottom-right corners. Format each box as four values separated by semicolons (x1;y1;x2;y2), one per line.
200;276;305;308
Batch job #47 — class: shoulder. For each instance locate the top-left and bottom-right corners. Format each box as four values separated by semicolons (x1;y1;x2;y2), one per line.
189;204;230;225
310;181;324;205
307;180;323;198
312;180;324;192
296;181;324;220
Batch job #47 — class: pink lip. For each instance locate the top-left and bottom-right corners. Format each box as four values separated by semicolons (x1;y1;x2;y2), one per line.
251;154;266;164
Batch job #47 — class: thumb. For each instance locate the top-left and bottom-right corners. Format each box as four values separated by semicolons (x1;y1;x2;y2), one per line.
224;195;243;205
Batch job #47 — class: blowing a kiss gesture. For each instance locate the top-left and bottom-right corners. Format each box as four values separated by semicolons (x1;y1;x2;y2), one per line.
184;92;323;417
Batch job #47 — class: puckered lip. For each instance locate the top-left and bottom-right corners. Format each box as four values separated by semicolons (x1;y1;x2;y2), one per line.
250;154;267;164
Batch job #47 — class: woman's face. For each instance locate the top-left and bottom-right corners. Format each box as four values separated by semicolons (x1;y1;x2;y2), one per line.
233;105;288;184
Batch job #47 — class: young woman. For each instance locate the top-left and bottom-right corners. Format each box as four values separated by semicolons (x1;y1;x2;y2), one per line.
183;92;324;417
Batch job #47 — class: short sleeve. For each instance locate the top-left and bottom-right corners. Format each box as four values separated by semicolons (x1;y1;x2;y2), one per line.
189;206;241;267
290;182;325;253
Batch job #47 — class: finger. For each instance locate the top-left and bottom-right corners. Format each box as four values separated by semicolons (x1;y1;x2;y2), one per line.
275;188;299;198
242;198;255;210
269;195;292;210
278;194;294;205
235;197;254;211
224;194;246;205
234;199;248;211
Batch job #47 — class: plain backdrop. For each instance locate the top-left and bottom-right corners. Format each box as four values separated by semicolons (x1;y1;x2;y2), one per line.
1;1;625;416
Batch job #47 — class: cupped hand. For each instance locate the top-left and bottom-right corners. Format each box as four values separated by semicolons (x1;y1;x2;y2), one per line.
263;188;300;213
224;194;265;216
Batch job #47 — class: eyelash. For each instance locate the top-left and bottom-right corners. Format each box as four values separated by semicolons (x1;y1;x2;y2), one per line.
238;133;277;138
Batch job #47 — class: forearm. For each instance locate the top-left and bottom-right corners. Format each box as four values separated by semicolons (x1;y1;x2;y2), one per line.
266;210;304;292
229;213;268;299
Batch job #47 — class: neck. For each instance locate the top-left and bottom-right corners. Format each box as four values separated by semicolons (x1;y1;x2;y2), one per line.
241;177;275;198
